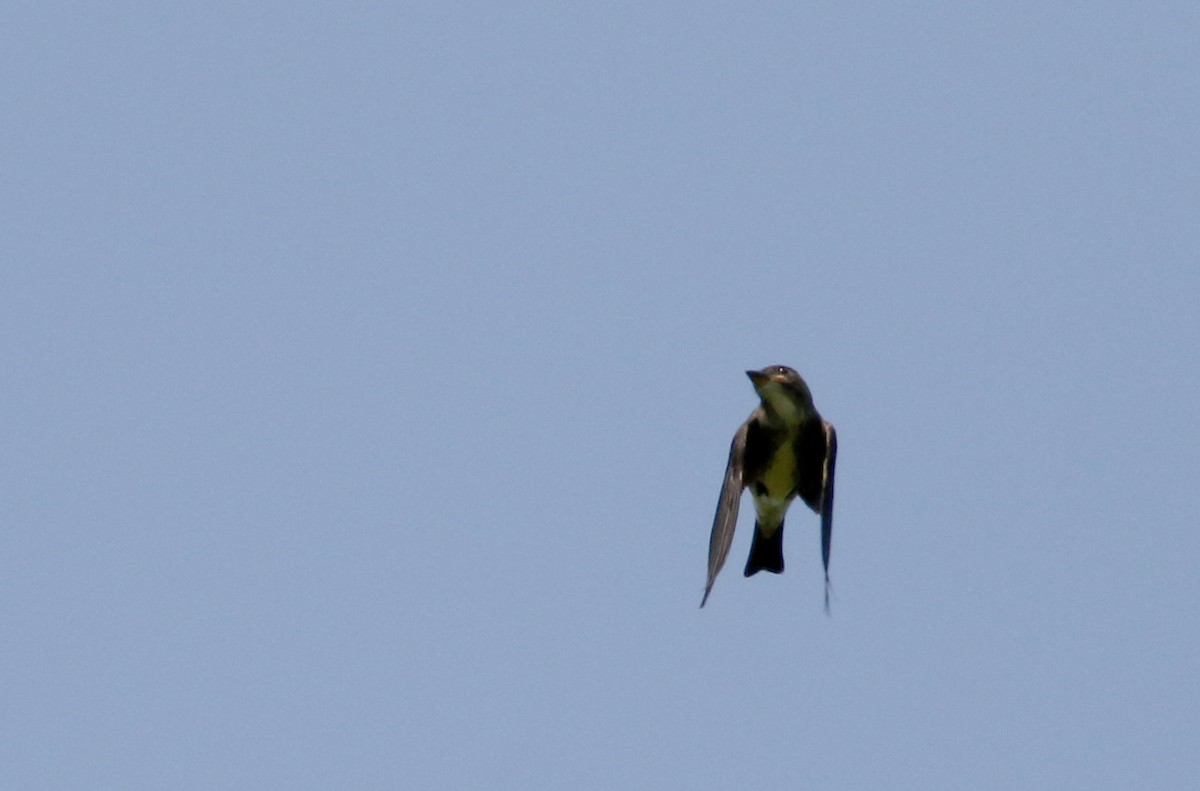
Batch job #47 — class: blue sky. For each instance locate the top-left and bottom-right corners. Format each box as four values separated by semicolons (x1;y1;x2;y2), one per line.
3;3;1198;789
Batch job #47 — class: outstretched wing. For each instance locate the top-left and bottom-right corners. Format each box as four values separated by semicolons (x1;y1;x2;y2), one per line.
701;420;749;607
820;421;838;614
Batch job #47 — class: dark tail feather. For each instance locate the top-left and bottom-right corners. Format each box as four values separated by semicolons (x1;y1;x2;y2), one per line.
744;522;785;576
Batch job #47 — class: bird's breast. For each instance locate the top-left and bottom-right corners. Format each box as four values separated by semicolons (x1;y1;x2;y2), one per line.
759;443;798;498
751;443;799;530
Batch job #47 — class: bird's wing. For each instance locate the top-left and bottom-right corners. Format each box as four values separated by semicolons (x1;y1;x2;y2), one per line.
701;420;749;607
820;421;838;614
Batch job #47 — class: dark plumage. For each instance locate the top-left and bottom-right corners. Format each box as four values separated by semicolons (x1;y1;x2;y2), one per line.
701;366;838;611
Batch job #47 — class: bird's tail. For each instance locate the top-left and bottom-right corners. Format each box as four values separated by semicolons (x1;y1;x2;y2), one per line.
744;522;785;576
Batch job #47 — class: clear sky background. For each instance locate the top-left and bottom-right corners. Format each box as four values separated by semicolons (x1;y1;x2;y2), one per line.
3;3;1198;789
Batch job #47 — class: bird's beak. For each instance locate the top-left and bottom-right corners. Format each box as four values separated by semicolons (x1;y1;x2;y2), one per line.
746;369;769;388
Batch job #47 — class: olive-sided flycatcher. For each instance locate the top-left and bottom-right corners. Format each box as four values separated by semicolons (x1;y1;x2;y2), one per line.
701;366;838;611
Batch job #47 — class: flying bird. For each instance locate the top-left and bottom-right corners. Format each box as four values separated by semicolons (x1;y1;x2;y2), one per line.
701;366;838;611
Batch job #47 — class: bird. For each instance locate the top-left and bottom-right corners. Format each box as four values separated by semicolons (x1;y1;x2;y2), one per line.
701;366;838;611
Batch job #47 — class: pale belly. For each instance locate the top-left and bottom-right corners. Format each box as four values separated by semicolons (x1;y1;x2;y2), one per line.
751;446;798;534
751;493;793;534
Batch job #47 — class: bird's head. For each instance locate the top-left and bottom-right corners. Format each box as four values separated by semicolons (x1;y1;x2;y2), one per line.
746;365;814;421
